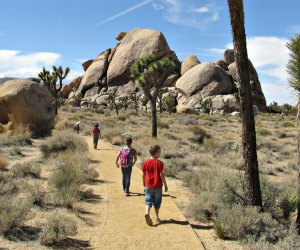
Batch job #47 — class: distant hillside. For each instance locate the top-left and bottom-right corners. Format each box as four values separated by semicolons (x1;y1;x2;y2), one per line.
0;77;17;84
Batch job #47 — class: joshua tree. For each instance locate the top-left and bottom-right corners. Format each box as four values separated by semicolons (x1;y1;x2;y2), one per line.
106;92;119;115
129;92;139;114
228;0;263;208
286;34;300;233
131;55;175;137
33;66;70;115
163;93;176;114
119;96;130;110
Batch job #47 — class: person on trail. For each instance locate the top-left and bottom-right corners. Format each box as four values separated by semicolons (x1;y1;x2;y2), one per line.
92;123;101;149
141;145;168;226
115;137;137;196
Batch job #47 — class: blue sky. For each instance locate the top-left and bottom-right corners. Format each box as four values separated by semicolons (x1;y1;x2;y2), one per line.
0;0;299;104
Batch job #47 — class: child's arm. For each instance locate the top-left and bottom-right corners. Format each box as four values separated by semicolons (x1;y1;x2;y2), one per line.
142;173;146;187
160;173;168;192
115;153;121;168
133;153;137;166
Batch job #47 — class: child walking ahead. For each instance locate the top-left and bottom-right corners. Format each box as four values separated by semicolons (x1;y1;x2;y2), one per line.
115;138;137;196
92;123;101;149
141;145;168;226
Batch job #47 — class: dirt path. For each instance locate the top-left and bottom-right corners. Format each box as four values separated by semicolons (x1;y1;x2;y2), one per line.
81;138;203;250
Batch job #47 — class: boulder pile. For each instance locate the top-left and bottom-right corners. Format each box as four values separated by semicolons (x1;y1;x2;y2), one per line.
62;28;267;114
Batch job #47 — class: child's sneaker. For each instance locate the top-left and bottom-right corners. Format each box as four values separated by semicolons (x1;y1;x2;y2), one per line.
145;214;153;226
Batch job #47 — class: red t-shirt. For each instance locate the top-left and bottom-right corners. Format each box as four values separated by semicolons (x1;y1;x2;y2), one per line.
141;158;165;188
93;128;100;138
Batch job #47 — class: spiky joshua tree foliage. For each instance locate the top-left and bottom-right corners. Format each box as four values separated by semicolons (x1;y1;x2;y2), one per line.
131;55;175;137
286;34;300;233
33;66;70;115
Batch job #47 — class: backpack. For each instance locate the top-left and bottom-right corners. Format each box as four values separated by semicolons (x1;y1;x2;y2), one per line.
120;147;131;168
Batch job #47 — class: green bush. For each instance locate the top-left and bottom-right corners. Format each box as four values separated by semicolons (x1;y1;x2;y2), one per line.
280;193;297;219
164;158;187;178
40;214;77;245
0;197;31;235
158;121;170;129
40;131;88;158
214;223;225;239
281;121;294;128
190;126;211;144
11;163;41;178
257;128;272;136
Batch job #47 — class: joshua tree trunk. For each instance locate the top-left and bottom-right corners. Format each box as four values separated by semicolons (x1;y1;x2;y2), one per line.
151;99;158;138
54;96;58;115
228;0;263;208
296;94;300;233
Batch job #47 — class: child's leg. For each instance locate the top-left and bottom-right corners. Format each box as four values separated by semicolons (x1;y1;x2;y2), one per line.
154;208;160;218
145;205;151;215
153;188;163;219
121;168;126;192
126;167;132;193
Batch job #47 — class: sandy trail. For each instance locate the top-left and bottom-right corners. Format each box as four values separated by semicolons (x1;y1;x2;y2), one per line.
81;138;203;250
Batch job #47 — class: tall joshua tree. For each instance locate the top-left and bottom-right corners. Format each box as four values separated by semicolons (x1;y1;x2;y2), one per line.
286;34;300;233
228;0;263;208
33;66;70;115
132;55;175;137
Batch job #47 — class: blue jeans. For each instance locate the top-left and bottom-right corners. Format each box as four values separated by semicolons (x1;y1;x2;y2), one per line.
121;167;132;193
145;187;162;209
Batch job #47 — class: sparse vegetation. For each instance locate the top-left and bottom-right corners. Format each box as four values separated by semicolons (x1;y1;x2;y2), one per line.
11;162;41;178
40;214;77;245
0;155;9;171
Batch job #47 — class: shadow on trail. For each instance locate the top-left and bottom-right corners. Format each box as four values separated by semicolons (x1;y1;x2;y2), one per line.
51;238;92;250
191;224;214;230
128;192;144;197
159;219;189;226
80;189;102;204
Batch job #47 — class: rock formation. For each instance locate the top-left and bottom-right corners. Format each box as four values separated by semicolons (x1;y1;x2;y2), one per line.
64;28;267;114
0;79;55;134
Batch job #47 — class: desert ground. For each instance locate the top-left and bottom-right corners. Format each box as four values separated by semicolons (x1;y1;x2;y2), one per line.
0;106;298;249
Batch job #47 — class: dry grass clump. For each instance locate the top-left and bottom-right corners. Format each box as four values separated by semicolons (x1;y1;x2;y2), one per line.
40;131;88;157
0;155;9;171
281;121;294;128
0;172;18;195
0;132;32;147
50;152;98;209
0;197;31;236
190;126;211;144
11;162;41;179
55;119;75;131
40;214;77;245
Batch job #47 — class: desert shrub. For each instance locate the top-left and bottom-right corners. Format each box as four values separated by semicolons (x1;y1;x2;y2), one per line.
278;132;288;139
281;121;294;128
214;223;226;239
280;192;297;219
117;114;128;122
55;119;74;130
179;116;198;125
102;127;123;143
163;152;184;160
163;132;181;141
11;163;41;178
0;173;18;195
40;131;87;157
40;214;77;245
111;136;123;146
0;197;31;235
164;158;187;178
214;204;286;243
51;153;98;208
0;155;9;171
188;192;218;222
9;146;23;156
0;133;32;147
158;121;170;129
190;126;211;144
257;128;272;136
202;138;220;151
29;184;46;207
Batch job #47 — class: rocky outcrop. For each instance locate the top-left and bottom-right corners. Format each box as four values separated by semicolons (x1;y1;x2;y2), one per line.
181;55;200;75
76;49;111;95
60;84;72;99
0;79;55;134
107;28;179;87
82;59;94;71
176;63;233;98
224;49;235;65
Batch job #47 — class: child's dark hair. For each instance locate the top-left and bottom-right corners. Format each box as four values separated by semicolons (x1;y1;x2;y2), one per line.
125;137;133;146
149;145;161;156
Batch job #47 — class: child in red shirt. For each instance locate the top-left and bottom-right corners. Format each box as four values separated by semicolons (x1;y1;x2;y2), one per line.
141;145;168;226
92;123;101;149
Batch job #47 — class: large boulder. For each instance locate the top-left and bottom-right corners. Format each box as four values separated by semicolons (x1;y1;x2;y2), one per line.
60;84;72;99
204;94;240;113
69;76;82;91
84;86;102;98
224;49;235;65
228;61;267;111
163;74;179;87
82;59;94;71
181;55;200;75
107;28;178;87
0;79;55;134
76;49;111;95
176;63;233;98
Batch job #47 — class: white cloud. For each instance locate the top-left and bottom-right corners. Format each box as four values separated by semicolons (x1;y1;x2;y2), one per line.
0;50;61;78
154;0;220;29
97;0;154;25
